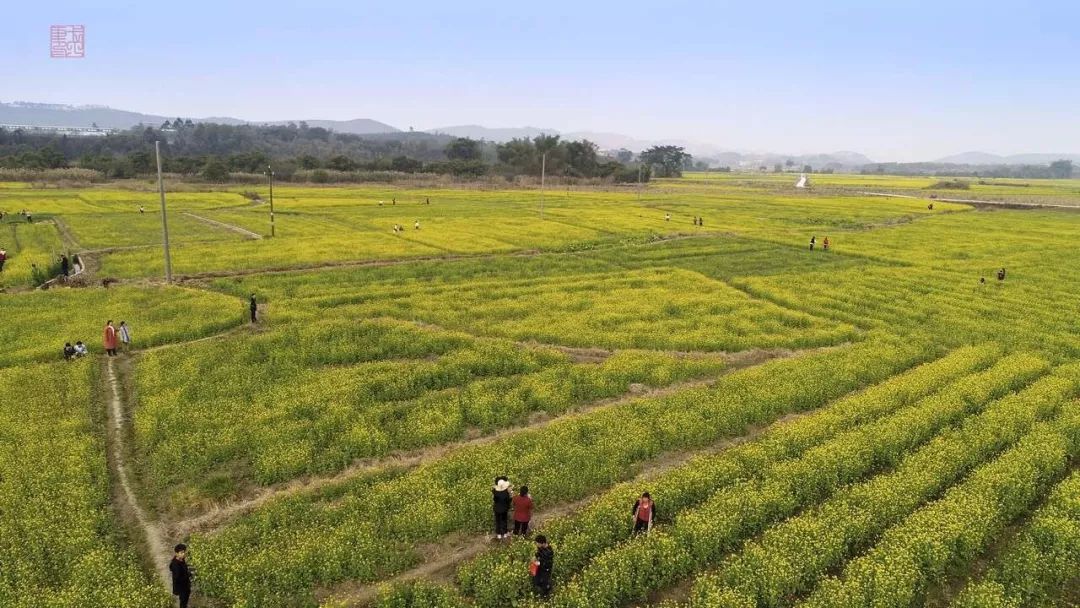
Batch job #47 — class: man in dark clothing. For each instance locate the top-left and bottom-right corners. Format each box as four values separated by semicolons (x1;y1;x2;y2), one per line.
63;342;76;360
492;476;512;540
809;235;816;251
169;544;192;608
997;268;1006;282
60;255;70;277
249;294;258;323
532;535;554;597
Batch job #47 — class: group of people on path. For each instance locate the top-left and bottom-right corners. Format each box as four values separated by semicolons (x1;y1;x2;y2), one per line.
492;476;656;597
65;320;130;359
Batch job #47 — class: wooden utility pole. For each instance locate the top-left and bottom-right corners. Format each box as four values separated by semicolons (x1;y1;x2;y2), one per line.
155;141;172;282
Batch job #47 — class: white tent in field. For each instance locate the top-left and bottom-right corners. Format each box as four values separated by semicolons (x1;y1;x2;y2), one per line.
795;173;809;188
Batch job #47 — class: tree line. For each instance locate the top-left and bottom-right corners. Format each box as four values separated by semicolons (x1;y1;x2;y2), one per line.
0;122;697;183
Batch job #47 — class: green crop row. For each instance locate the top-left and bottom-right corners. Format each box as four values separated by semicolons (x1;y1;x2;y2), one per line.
950;468;1080;608
798;406;1080;607
688;362;1080;607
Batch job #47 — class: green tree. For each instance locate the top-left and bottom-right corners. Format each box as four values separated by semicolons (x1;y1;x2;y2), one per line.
1049;159;1073;179
202;157;229;182
445;137;482;161
327;155;357;171
639;145;691;177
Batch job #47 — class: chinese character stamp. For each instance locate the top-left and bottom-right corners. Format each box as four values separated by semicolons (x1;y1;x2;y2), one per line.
50;25;85;58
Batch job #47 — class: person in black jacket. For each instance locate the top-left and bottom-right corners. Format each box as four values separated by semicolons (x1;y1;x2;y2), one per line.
249;294;258;323
533;535;554;597
169;543;192;608
492;476;512;540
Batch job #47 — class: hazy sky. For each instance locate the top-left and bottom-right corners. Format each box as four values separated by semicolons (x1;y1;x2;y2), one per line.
3;0;1078;161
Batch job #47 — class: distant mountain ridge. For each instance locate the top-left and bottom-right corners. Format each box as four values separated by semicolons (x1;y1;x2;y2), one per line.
934;151;1080;165
0;101;398;135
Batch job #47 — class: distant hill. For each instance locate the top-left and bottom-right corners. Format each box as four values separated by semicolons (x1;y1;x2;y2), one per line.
935;151;1080;165
0;101;398;135
426;125;558;141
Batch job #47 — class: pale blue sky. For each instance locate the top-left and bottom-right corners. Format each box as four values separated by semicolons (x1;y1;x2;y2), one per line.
2;0;1078;161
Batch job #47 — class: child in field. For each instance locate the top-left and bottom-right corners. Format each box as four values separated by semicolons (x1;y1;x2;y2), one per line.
823;236;830;251
513;486;533;536
119;321;131;349
169;543;192;608
0;247;6;272
414;220;420;230
532;536;554;597
63;342;76;360
60;255;70;277
809;235;816;250
997;268;1006;282
632;491;656;534
249;294;258;323
492;476;512;540
665;213;671;221
74;341;88;357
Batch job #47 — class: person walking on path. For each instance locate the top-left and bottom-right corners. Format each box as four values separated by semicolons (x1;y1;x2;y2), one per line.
249;294;258;323
822;236;830;251
103;320;118;357
492;476;512;540
60;255;70;277
513;485;534;536
118;321;131;350
632;491;656;534
169;543;192;608
531;535;554;597
809;235;817;251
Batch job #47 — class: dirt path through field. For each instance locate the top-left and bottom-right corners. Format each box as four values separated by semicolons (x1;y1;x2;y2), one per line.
182;211;264;239
103;357;173;588
165;345;801;539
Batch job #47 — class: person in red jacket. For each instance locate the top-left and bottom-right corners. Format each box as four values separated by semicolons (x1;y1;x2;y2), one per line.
103;320;118;356
632;491;656;534
513;485;534;536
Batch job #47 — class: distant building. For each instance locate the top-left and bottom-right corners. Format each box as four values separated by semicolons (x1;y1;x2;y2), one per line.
0;123;115;137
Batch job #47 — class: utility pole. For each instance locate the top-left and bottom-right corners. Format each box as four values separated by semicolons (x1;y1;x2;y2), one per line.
155;141;172;282
267;165;275;237
539;151;546;220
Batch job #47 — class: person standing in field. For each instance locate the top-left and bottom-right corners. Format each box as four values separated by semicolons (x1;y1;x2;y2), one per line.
249;294;258;323
513;485;534;536
492;476;512;540
531;535;554;597
119;321;131;350
169;543;192;608
822;236;830;251
997;267;1006;282
665;213;671;221
103;320;118;357
139;205;145;214
809;235;817;251
60;255;70;277
0;247;7;272
426;197;430;205
414;220;420;230
632;491;656;534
